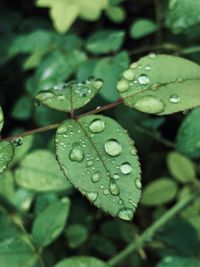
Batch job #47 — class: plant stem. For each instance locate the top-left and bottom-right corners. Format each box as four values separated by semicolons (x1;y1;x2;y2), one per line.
108;187;200;267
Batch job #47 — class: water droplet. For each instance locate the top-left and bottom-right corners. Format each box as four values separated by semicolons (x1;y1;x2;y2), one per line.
122;69;135;81
12;137;23;147
129;199;137;208
130;148;137;155
149;53;156;59
69;143;84;163
87;160;94;167
57;125;67;134
109;181;120;196
57;95;66;101
104;139;122;157
135;177;142;189
91;172;101;183
169;94;180;103
145;65;151;71
89;119;105;133
120;162;132;174
75;85;91;97
94;79;104;90
86;192;98;202
113;173;119;180
138;74;150;85
54;83;66;90
117;79;129;92
133;95;165;114
118;208;134;221
103;189;109;195
130;62;138;69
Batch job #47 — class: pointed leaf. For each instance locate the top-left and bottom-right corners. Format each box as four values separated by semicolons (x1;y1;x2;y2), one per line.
0;106;4;132
55;256;108;267
32;198;70;247
15;150;71;191
0;141;14;174
35;78;104;112
56;115;141;221
117;54;200;115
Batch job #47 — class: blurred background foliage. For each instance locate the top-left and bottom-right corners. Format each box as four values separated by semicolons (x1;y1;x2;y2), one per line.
1;0;200;266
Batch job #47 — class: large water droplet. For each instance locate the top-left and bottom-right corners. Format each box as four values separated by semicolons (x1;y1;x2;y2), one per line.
69;143;84;162
133;95;165;114
118;208;134;221
94;79;104;90
109;181;120;196
104;139;122;157
86;191;98;202
117;79;129;92
113;173;119;180
89;119;105;133
169;94;180;103
122;69;135;81
12;137;23;147
135;177;142;189
91;171;101;183
75;85;91;97
120;162;132;174
138;74;150;85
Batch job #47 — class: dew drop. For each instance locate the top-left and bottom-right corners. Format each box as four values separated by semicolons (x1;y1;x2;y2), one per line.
130;148;137;155
133;95;165;114
87;160;93;167
122;69;135;81
103;189;110;195
149;53;156;59
94;79;104;90
54;83;66;90
109;181;120;196
12;137;23;147
130;62;138;69
138;74;150;85
89;119;105;133
169;94;180;103
135;177;142;189
57;125;67;134
69;143;84;163
91;171;101;183
113;173;119;180
104;139;122;157
118;208;134;221
86;192;98;202
117;79;129;92
75;85;91;97
120;162;132;174
145;65;151;71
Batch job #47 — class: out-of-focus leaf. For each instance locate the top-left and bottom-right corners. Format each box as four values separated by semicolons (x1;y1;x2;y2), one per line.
130;19;157;39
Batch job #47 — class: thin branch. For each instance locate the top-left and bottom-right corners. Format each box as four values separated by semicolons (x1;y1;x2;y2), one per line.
108;187;200;267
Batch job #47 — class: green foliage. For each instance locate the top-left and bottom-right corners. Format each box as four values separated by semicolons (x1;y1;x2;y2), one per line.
56;115;141;220
1;1;200;267
117;55;200;115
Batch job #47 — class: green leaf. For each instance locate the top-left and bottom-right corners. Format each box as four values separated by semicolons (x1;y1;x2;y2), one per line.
35;78;104;112
0;236;38;267
36;0;108;33
106;6;126;23
117;54;200;115
56;115;141;221
65;224;88;248
32;198;70;247
0;106;4;132
86;30;125;54
54;256;108;267
156;256;200;267
130;19;157;39
95;51;130;101
176;108;200;158
167;152;196;183
15;150;71;191
0;141;14;175
141;178;177;206
11;96;32;121
166;0;200;34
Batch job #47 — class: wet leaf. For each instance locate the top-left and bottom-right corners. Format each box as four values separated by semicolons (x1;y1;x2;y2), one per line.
117;54;200;115
35;78;103;112
32;198;70;246
0;141;14;175
56;115;141;221
15;150;71;191
156;256;200;267
55;256;108;267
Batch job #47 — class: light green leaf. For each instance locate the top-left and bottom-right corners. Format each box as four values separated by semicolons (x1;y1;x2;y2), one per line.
65;224;88;248
86;30;125;54
56;115;141;221
106;6;126;23
130;19;157;39
117;54;200;115
166;0;200;34
176;108;200;158
35;78;104;112
0;170;15;200
54;256;108;267
15;150;71;191
0;236;38;267
141;178;177;206
156;256;200;267
0;141;14;175
36;0;108;33
32;198;70;247
167;152;196;183
0;106;4;132
95;51;130;101
11;96;32;121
